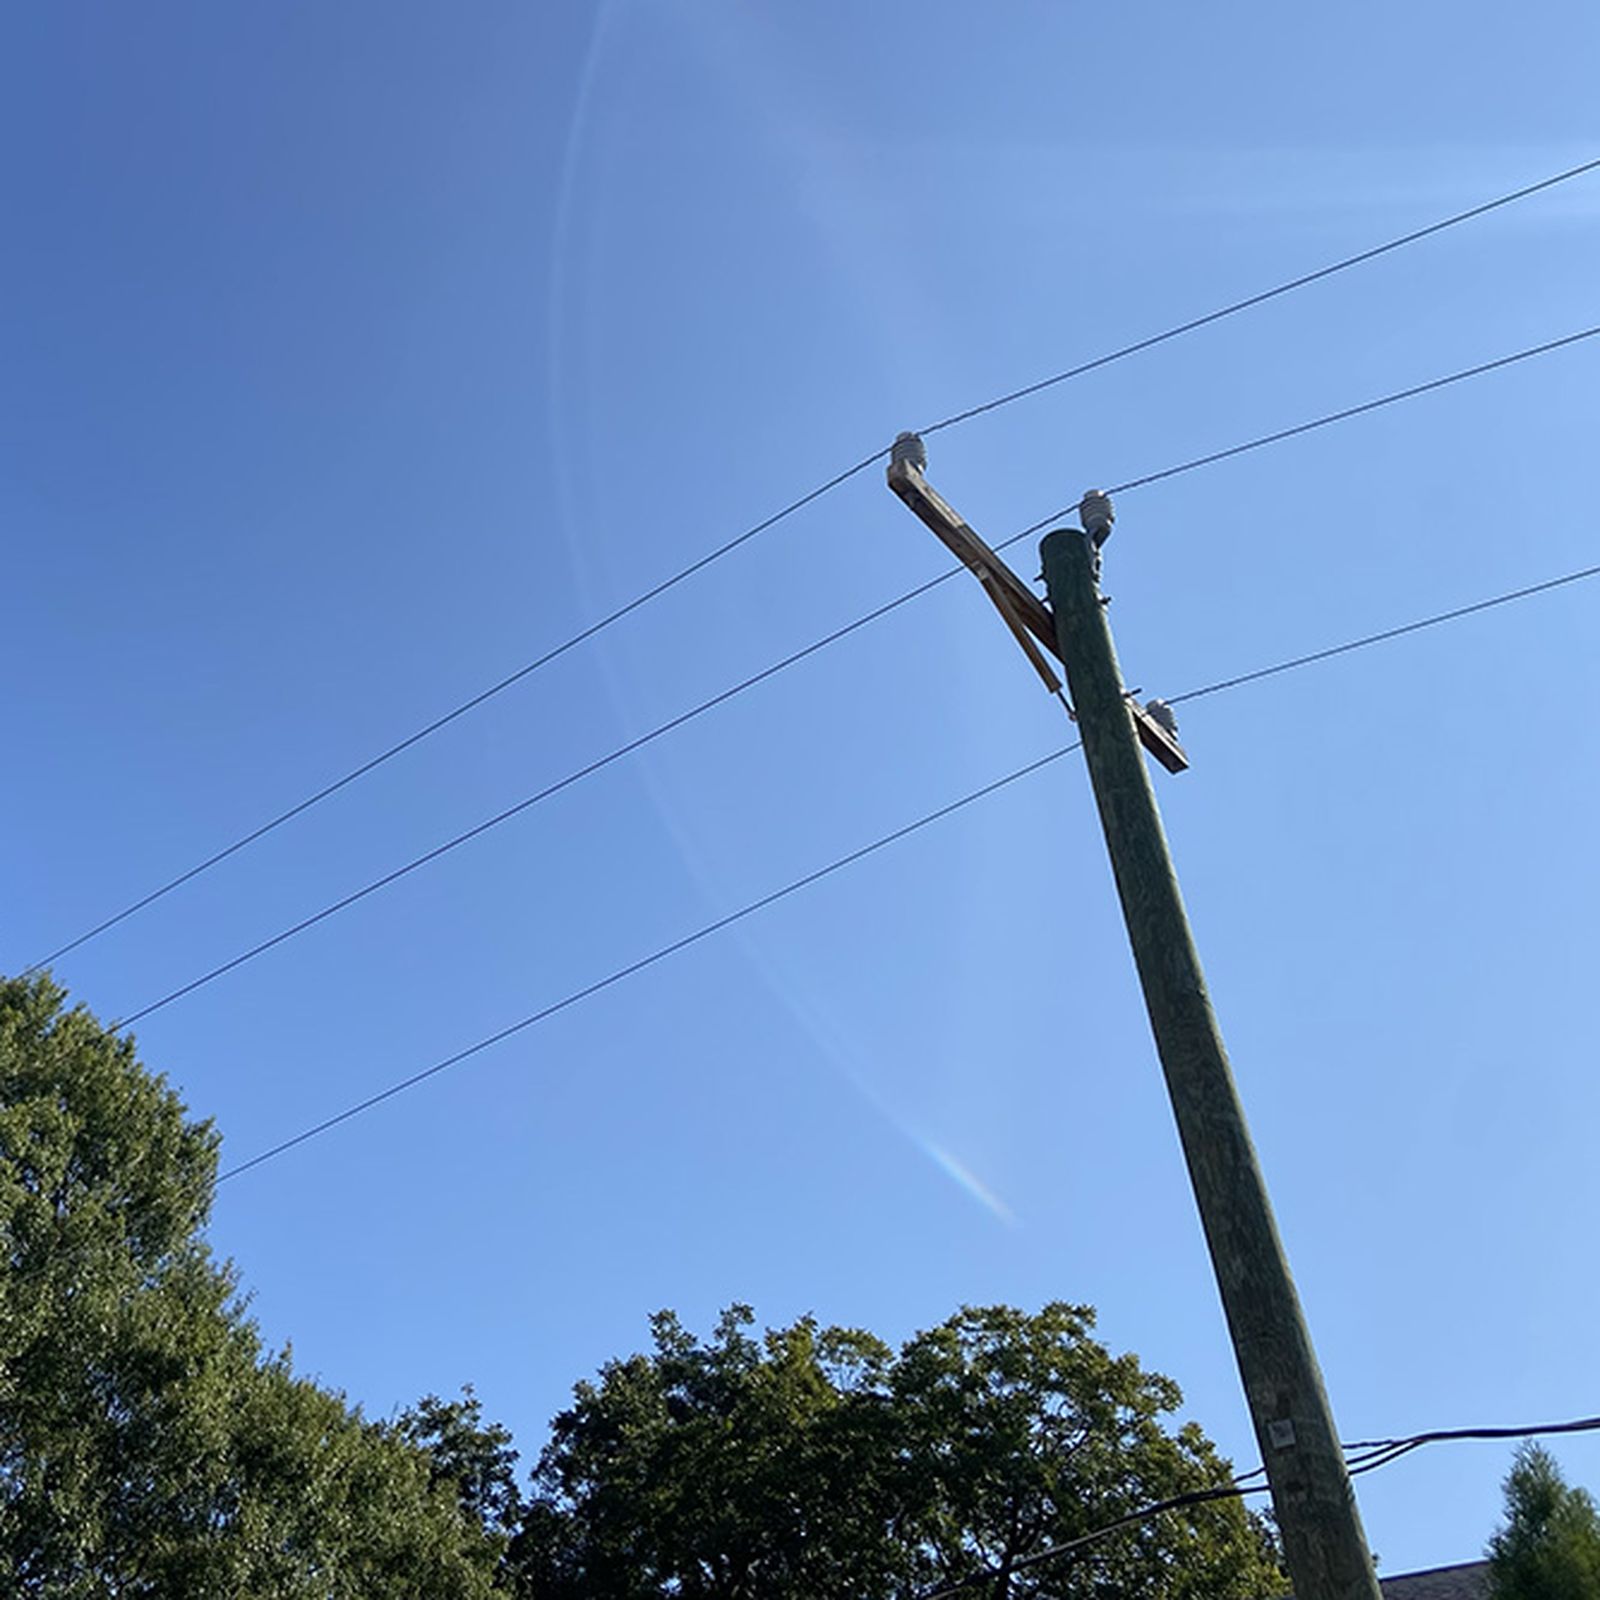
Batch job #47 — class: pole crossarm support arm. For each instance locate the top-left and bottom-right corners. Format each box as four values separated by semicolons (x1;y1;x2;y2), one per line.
886;450;1189;773
887;453;1059;655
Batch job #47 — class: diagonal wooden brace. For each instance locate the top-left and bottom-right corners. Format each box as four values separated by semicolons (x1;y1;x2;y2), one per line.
975;566;1064;697
887;451;1188;773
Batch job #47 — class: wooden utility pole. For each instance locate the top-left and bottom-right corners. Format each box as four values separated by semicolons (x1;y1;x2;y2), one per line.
887;435;1382;1600
1040;513;1381;1600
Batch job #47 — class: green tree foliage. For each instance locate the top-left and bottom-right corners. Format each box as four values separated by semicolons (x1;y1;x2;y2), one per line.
512;1301;1283;1599
397;1385;523;1541
1488;1443;1600;1600
1;973;1286;1599
0;975;502;1597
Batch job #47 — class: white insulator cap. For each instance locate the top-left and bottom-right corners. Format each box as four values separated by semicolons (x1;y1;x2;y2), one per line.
1079;488;1115;544
891;431;928;472
1145;699;1180;737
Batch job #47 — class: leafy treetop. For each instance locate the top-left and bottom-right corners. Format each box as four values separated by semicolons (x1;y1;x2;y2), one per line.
511;1299;1283;1599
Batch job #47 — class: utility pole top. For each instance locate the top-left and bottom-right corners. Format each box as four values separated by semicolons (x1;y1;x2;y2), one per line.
883;445;1188;773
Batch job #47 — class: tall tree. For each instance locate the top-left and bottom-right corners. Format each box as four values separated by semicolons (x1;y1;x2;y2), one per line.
513;1301;1282;1599
0;974;503;1597
1488;1443;1600;1600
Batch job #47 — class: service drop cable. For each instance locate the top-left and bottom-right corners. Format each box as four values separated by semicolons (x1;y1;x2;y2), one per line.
914;1414;1600;1600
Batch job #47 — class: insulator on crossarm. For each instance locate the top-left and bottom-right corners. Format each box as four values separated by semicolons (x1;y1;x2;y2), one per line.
1145;699;1180;737
891;431;928;473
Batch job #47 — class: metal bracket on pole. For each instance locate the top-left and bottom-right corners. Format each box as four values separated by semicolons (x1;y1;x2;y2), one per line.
886;433;1189;774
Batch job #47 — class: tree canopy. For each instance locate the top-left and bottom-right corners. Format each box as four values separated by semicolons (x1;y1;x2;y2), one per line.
4;972;1283;1598
0;974;504;1597
512;1301;1282;1599
1488;1443;1600;1600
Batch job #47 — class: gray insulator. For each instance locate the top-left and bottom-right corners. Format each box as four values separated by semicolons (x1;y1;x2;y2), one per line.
891;430;928;472
1079;488;1115;546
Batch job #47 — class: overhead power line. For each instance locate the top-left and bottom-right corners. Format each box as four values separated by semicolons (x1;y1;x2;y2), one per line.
914;1414;1600;1599
110;323;1600;1031
108;553;1007;1030
214;552;1598;1181
1166;563;1600;706
918;154;1600;436
213;743;1083;1182
976;324;1600;548
25;156;1600;977
22;451;883;977
1102;325;1600;497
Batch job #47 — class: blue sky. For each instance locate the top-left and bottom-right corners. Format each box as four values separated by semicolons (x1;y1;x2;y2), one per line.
3;0;1597;1576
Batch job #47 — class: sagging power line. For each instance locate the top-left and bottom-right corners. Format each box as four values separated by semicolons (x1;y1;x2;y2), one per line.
215;548;1597;1183
112;322;1600;1031
26;155;1600;976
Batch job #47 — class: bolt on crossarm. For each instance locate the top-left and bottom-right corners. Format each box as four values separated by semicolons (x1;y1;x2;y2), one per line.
1040;502;1381;1600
